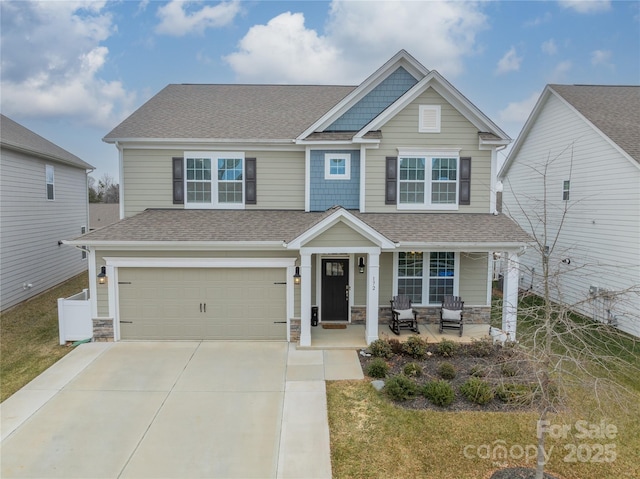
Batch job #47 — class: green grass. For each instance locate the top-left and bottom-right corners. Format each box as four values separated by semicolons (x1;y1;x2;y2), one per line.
0;272;89;402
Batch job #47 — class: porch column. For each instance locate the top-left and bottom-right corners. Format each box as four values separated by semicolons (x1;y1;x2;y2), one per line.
299;252;312;347
365;251;380;345
502;250;520;342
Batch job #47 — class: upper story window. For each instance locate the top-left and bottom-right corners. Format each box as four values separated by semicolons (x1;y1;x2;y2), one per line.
562;180;570;201
397;150;459;210
324;153;351;180
46;165;54;200
419;105;441;133
184;152;244;209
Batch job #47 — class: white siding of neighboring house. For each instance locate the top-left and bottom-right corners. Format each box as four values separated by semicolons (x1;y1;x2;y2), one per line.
1;148;90;310
501;93;640;337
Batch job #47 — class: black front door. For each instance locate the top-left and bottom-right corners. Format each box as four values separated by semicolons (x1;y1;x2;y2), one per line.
321;258;349;322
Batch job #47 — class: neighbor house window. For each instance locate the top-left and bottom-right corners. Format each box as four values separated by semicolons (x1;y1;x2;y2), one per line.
46;165;54;200
184;152;244;209
324;153;351;180
80;226;87;260
562;180;570;201
397;251;456;304
398;150;459;209
419;105;441;133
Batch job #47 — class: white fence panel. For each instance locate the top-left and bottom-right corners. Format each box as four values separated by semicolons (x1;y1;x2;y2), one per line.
58;289;92;345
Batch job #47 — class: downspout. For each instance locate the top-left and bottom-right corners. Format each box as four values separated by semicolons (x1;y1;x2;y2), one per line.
116;141;124;219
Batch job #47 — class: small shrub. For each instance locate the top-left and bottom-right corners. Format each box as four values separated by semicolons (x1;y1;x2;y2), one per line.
460;377;494;405
468;337;495;357
469;365;488;377
501;363;518;377
496;383;534;405
423;380;455;407
366;358;389;378
437;338;458;357
402;336;428;359
384;374;419;401
403;362;422;377
437;362;457;380
368;339;393;359
387;338;404;355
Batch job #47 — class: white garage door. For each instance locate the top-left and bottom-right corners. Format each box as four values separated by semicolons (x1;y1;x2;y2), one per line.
118;268;287;340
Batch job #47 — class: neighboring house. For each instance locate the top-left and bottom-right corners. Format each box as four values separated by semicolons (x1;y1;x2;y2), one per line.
499;85;640;338
89;203;120;231
66;50;529;346
0;114;94;311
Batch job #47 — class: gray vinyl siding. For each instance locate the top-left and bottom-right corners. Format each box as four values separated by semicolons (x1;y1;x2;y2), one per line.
122;148;305;218
502;93;640;337
1;148;89;310
459;253;489;305
365;88;492;213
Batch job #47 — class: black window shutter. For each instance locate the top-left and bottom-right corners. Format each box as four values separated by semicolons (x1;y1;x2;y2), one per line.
459;157;471;206
245;157;257;205
385;156;397;205
173;157;184;204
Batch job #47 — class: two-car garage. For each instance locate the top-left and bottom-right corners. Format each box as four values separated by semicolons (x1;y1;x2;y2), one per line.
110;259;293;341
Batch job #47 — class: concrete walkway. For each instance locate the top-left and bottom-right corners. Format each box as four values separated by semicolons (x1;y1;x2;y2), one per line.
1;341;364;479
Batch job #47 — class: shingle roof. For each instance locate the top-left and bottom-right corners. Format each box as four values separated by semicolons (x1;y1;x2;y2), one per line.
103;84;356;141
549;85;640;163
74;208;530;246
0;114;94;169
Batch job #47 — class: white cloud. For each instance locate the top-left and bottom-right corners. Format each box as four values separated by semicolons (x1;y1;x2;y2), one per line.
224;0;488;84
549;60;573;81
155;0;241;36
542;39;558;55
499;91;541;124
495;47;522;75
559;1;611;14
591;49;613;67
524;11;552;27
0;1;135;128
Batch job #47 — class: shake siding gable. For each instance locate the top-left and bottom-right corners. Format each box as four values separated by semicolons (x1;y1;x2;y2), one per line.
122;149;306;217
502;93;640;337
366;88;491;213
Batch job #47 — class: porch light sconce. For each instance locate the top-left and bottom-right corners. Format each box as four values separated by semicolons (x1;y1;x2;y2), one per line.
293;266;301;285
97;266;107;285
358;257;366;274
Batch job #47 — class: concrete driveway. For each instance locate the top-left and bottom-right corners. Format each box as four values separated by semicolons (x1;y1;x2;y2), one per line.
1;341;363;478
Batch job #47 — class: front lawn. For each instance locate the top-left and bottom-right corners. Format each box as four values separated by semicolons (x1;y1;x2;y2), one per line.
0;272;89;402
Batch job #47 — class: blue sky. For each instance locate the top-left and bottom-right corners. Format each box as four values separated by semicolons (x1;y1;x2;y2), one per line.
1;0;638;181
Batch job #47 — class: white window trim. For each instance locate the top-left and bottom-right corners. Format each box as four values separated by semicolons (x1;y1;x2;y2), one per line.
324;153;351;180
393;251;459;306
184;151;245;210
419;105;441;133
46;164;54;200
397;149;460;211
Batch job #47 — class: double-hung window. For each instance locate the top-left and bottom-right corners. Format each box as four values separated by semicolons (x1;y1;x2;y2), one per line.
398;150;459;210
397;251;456;305
184;152;244;209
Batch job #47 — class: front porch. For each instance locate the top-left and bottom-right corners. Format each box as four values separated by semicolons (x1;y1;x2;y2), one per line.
300;323;491;350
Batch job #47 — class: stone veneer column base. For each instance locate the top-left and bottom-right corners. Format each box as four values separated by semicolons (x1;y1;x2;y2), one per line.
376;306;491;325
93;318;114;342
290;319;301;342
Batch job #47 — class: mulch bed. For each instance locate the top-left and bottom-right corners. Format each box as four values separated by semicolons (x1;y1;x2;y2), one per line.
359;338;539;412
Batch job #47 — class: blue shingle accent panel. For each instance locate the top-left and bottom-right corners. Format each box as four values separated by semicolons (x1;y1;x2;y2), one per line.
327;67;418;131
310;150;360;211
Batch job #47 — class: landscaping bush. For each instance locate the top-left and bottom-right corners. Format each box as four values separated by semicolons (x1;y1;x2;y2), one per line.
403;362;422;377
384;374;419;401
437;362;457;380
368;339;393;359
501;363;518;377
423;380;455;407
467;337;495;357
496;383;534;405
436;338;458;357
460;377;494;405
366;358;389;378
401;335;428;359
469;365;488;377
387;338;404;355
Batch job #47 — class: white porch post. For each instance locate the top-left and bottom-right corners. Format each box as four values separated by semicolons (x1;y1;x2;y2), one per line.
502;250;520;342
299;251;312;347
365;251;380;345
